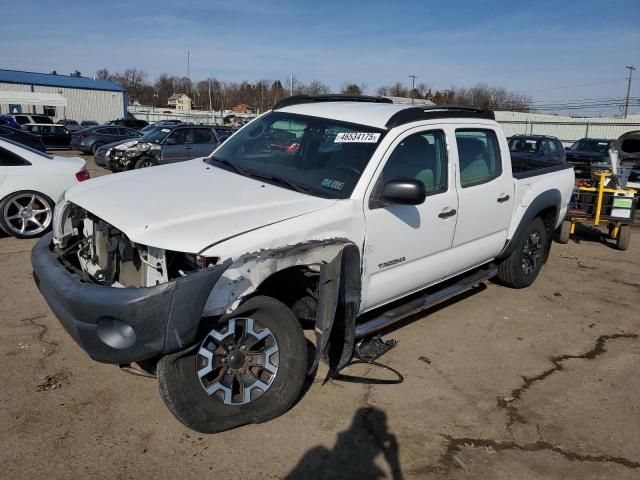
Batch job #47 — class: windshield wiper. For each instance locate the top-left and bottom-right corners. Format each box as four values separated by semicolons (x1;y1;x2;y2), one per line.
244;169;312;195
210;156;248;176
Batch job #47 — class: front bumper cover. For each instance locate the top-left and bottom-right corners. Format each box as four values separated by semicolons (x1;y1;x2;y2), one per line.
31;233;230;364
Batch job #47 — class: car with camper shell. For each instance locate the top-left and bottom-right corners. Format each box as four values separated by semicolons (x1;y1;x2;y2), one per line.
23;123;71;149
508;134;566;165
32;95;575;433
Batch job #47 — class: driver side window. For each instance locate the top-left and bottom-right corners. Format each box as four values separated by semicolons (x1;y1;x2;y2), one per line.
380;130;448;195
167;129;193;145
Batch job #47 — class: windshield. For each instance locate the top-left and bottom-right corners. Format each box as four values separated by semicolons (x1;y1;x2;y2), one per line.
569;139;612;153
509;137;540;153
205;112;384;199
139;126;172;143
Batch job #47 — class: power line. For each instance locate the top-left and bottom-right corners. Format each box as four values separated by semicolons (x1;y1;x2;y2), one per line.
514;78;628;93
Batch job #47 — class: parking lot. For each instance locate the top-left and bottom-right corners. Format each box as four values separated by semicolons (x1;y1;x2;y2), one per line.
0;151;638;479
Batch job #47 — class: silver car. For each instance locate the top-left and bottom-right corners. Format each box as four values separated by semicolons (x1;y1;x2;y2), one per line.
107;125;230;170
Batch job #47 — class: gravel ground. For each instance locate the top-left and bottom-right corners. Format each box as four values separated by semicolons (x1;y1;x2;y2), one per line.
1;151;638;479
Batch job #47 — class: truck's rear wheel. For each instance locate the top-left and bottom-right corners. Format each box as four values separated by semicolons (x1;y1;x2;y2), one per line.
496;217;547;289
157;296;307;433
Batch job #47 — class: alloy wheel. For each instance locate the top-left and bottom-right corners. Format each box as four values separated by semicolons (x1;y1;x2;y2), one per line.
196;317;279;405
3;193;52;237
521;232;542;275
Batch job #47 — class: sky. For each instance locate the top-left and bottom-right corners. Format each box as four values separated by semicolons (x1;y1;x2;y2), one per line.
1;0;639;115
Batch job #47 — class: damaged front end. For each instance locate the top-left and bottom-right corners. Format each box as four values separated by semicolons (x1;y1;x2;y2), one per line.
53;201;216;287
32;201;230;364
107;141;157;171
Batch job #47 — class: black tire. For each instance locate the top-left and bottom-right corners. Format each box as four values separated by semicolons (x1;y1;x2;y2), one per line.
91;142;104;155
556;220;571;244
615;225;631;251
134;157;158;169
496;217;547;289
157;296;307;433
0;190;54;239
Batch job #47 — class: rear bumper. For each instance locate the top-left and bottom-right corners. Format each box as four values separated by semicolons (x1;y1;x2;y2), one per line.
31;233;230;364
70;142;86;152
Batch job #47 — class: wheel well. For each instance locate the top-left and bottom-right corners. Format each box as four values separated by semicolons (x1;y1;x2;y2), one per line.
253;266;319;325
537;206;558;237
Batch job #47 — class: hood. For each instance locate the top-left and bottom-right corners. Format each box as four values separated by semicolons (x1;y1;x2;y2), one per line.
64;160;337;253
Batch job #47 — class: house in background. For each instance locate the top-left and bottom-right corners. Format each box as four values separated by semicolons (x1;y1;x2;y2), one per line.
168;93;192;111
232;103;255;114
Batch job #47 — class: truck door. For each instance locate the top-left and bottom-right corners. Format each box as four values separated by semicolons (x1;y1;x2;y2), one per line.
448;127;514;274
192;127;218;157
361;128;459;311
161;128;193;163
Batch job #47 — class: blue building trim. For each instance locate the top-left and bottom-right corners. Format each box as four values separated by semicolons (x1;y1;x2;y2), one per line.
0;69;125;92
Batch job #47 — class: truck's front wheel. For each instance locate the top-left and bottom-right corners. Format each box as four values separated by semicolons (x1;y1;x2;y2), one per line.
496;217;548;289
157;296;307;433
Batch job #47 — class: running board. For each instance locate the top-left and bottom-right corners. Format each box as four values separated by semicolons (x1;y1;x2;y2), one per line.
354;265;497;338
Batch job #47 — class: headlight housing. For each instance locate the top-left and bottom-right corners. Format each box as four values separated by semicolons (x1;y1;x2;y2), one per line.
125;143;151;158
52;194;70;244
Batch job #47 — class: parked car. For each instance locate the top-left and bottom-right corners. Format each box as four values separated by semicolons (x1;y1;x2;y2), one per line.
80;120;99;128
0;125;46;152
509;135;566;164
565;138;615;178
23;124;71;148
5;114;53;127
615;130;640;184
70;125;142;154
0;115;23;129
0;137;88;238
57;119;81;132
93;139;134;168
107;118;149;129
107;124;229;170
32;96;575;433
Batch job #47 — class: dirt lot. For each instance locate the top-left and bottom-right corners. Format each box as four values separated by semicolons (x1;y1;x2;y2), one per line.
1;152;639;479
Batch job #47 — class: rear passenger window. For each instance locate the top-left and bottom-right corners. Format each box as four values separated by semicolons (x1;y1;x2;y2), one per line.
455;129;502;187
380;130;448;195
194;128;214;143
0;147;30;166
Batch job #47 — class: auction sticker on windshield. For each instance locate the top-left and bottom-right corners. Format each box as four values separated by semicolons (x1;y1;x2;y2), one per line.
334;132;380;143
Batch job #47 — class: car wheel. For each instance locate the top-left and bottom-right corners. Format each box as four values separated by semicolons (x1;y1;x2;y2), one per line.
157;296;307;433
91;142;104;155
135;157;158;169
556;220;571;244
615;225;631;251
0;191;54;239
496;217;547;289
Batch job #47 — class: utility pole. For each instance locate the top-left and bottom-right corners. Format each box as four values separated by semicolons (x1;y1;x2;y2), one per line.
187;51;191;80
624;65;636;118
409;74;418;105
208;77;213;124
290;73;293;96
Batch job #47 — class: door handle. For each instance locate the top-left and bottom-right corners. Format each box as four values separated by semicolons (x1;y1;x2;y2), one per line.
183;146;192;150
497;194;510;203
438;209;457;219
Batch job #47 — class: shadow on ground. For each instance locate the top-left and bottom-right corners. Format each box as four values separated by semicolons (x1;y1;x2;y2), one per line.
284;407;404;480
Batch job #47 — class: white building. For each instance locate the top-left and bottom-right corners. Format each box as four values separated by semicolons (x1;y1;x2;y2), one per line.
0;69;127;123
167;93;192;111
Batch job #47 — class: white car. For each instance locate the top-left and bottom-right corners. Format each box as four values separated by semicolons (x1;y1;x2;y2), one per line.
32;96;575;433
0;138;88;238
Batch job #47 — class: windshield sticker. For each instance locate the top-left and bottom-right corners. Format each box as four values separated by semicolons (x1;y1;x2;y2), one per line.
334;132;380;143
321;179;345;191
161;128;171;132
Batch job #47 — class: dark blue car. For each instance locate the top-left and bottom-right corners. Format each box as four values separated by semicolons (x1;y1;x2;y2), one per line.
509;135;566;164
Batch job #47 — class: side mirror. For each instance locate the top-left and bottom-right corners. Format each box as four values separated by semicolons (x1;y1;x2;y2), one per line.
565;147;570;151
381;179;427;206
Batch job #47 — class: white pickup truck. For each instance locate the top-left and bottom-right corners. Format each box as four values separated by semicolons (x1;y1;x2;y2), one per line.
32;96;574;433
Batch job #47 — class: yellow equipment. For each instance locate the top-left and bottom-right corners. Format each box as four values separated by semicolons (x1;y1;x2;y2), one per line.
558;170;637;250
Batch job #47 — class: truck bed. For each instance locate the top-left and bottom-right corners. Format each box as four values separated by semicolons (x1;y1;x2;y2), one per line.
511;155;573;180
